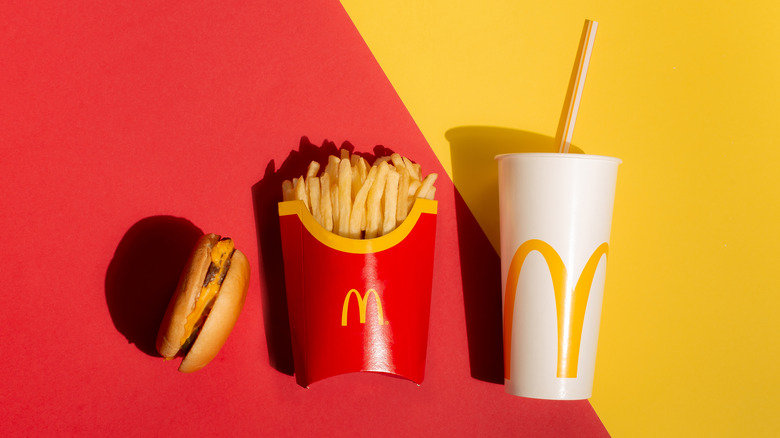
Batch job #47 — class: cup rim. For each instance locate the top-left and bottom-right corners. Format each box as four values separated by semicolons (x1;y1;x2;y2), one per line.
494;152;621;164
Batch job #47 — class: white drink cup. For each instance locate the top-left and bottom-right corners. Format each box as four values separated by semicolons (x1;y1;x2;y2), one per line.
495;153;620;399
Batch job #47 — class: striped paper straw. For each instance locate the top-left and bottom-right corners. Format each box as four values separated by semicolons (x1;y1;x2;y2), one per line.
555;19;598;154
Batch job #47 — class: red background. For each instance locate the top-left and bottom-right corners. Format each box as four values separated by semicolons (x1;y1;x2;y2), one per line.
1;1;609;436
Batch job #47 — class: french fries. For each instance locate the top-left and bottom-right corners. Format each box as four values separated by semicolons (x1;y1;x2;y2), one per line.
282;150;437;239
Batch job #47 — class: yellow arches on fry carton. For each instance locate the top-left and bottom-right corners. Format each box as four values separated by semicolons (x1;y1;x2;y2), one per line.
278;198;437;254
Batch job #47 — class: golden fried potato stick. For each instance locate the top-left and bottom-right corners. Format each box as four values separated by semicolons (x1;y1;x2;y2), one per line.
350;155;363;201
390;153;406;170
337;158;352;236
319;174;333;232
415;173;438;200
382;168;400;236
408;180;421;198
355;155;368;186
352;155;368;196
306;161;320;178
396;167;410;223
331;184;340;235
402;157;420;181
307;176;322;227
325;155;340;181
348;164;378;239
364;161;390;239
283;152;436;238
294;177;308;211
282;180;294;202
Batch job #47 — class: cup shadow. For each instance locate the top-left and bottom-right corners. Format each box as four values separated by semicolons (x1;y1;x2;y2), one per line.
445;126;584;384
251;136;397;376
105;216;203;357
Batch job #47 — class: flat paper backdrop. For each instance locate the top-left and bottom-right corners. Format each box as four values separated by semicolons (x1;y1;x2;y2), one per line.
0;1;608;436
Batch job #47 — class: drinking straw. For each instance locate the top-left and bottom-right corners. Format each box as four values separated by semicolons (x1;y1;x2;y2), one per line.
555;19;598;154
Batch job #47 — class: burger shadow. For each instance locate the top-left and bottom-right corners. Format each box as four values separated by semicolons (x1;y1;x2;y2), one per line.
105;216;204;357
251;136;398;376
445;126;584;384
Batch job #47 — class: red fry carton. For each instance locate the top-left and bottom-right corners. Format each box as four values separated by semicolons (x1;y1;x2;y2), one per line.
278;198;437;387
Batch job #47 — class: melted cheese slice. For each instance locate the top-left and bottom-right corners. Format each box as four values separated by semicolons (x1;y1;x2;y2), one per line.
180;238;235;346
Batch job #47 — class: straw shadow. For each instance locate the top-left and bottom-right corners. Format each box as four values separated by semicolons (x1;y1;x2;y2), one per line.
251;136;396;376
105;216;203;356
445;126;584;384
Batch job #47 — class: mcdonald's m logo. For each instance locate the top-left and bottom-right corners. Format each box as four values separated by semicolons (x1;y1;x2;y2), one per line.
504;239;608;379
341;289;388;326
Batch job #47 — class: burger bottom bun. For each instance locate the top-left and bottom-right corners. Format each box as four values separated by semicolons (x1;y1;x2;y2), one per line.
179;249;250;373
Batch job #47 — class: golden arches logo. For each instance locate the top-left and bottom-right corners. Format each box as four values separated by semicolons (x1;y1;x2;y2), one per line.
504;239;608;379
341;289;388;326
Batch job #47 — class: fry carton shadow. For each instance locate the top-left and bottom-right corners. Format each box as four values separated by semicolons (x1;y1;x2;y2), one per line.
251;136;397;376
105;216;203;357
445;126;584;384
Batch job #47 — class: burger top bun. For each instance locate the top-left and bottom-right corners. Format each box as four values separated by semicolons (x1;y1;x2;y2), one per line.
155;233;250;372
156;234;216;359
178;249;249;372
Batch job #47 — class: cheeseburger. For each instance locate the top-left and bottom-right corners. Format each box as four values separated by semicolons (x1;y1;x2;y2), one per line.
156;233;249;372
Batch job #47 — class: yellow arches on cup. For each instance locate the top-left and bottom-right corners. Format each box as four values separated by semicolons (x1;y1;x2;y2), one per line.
503;239;609;379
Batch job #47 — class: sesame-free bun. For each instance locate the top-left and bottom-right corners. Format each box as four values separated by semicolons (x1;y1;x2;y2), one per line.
155;233;249;372
178;249;249;372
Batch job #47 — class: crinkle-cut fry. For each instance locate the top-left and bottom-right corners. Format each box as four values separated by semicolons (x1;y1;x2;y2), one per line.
282;179;294;201
348;164;378;239
337;158;352;236
390;153;406;170
294;177;309;211
415;173;438;200
364;161;390;239
319;174;333;232
306;161;320;178
340;148;350;160
382;168;400;236
307;176;322;226
396;167;410;223
331;184;340;235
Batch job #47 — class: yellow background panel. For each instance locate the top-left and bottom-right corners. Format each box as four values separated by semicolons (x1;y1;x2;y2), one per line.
342;1;780;436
